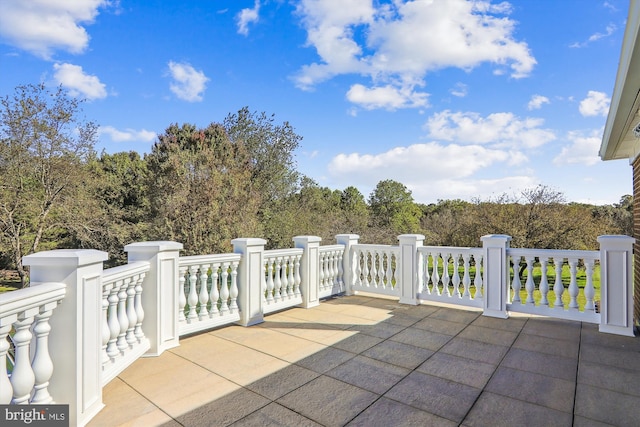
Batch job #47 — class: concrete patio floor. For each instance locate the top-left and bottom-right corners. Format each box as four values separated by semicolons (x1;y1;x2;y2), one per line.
88;295;640;427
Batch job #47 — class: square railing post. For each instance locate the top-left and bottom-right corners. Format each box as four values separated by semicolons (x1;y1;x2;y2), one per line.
597;235;635;336
293;236;322;308
232;238;267;326
125;241;183;356
23;249;108;427
335;234;359;296
398;234;425;305
481;234;511;319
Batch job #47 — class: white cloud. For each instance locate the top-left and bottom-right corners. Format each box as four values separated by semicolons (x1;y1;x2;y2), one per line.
327;142;537;203
425;110;556;149
450;82;468;98
346;84;428;110
237;0;260;36
0;0;108;59
579;91;610;117
527;94;550;110
167;61;209;102
570;23;616;48
293;0;536;110
553;129;602;166
53;63;107;100
99;126;157;143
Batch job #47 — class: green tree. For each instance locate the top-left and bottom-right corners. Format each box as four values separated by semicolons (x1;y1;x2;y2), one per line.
421;199;474;246
368;179;422;243
469;185;602;250
0;84;97;286
81;151;150;265
224;107;302;202
145;123;261;254
340;186;369;235
223;107;303;247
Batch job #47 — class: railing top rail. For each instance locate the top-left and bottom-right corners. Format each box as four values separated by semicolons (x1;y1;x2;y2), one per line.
102;261;151;285
179;253;242;267
0;281;66;318
420;246;482;253
319;244;345;252
264;248;304;258
352;243;399;250
507;248;599;260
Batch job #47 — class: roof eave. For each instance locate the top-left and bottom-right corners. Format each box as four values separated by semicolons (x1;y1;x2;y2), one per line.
600;0;640;161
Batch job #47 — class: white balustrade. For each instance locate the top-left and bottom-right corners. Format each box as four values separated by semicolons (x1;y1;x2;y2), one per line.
418;247;483;308
101;261;151;385
319;245;345;298
263;248;304;314
507;248;600;322
0;282;65;405
178;253;242;335
351;244;400;297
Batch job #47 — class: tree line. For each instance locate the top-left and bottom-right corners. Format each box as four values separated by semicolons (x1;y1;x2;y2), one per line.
0;84;632;287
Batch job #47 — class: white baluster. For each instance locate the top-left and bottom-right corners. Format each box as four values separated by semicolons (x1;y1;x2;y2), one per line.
210;263;220;315
385;251;393;289
327;251;333;289
337;250;344;290
220;262;230;313
525;256;535;305
117;279;129;351
281;257;291;298
380;250;387;288
452;254;461;298
462;253;471;298
10;316;35;404
442;253;451;297
106;283;120;359
102;284;111;365
199;264;210;319
584;259;595;311
511;257;522;304
553;257;564;308
331;251;338;288
568;258;579;309
0;322;14;404
274;257;282;301
355;250;363;287
418;251;427;293
178;266;187;322
390;252;398;289
266;259;275;303
31;309;54;404
362;251;370;287
423;252;431;294
294;255;302;297
321;253;328;291
370;250;379;288
539;258;549;306
187;266;198;320
229;261;239;312
432;252;441;295
134;272;145;340
333;250;340;289
474;255;483;299
126;275;138;345
287;256;295;298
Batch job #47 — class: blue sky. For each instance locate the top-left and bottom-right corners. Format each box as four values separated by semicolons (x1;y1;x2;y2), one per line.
0;0;632;205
